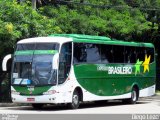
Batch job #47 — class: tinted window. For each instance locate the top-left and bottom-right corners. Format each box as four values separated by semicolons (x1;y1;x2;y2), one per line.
136;47;146;62
74;43;123;64
58;42;72;84
16;44;35;50
35;43;59;50
74;43;154;64
112;45;124;63
16;43;59;50
74;43;86;63
124;46;136;63
146;48;154;63
101;44;113;63
74;43;101;63
86;44;101;63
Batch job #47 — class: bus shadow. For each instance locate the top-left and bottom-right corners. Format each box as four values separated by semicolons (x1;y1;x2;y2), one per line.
78;100;149;109
7;100;150;112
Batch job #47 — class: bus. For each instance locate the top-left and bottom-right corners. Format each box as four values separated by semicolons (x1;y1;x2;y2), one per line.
2;34;156;109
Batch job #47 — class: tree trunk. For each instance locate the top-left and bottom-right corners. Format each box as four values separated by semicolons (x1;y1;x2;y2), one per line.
158;23;160;33
0;72;5;102
32;0;37;10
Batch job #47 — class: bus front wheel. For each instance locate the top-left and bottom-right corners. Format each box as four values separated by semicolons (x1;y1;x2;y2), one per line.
68;90;80;109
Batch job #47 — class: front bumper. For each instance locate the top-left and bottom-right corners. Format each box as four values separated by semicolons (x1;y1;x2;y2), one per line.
11;94;57;104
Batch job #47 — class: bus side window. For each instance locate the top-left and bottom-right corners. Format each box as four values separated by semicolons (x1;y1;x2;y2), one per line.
58;42;72;84
86;43;101;63
124;46;129;63
113;45;125;63
136;47;145;62
125;46;136;63
146;47;154;63
101;44;113;63
74;43;86;63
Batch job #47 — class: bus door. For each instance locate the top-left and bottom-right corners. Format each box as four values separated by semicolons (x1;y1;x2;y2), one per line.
58;42;72;84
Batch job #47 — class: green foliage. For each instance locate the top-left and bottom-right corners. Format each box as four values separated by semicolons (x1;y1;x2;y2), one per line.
0;0;63;57
0;0;159;57
39;3;152;41
0;0;160;98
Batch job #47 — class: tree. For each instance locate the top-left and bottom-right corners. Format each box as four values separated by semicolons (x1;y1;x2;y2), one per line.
32;0;37;9
1;0;160;94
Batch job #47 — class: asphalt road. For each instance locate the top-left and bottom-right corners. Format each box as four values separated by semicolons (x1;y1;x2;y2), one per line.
0;95;160;114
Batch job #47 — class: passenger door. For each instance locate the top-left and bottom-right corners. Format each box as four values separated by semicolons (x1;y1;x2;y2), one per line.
58;42;72;84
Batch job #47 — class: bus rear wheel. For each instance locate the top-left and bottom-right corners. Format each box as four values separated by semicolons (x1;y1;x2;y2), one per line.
123;87;138;104
68;90;80;109
32;103;44;109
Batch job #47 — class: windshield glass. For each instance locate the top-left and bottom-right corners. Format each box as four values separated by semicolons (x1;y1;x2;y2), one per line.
12;43;59;86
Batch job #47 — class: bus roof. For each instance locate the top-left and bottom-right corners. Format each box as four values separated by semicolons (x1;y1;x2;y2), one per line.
17;37;72;44
50;34;154;48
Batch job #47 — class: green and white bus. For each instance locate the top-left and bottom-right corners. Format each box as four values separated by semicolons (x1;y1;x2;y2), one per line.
2;34;156;109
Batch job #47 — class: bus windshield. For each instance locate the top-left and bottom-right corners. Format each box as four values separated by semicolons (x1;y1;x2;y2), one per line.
12;43;59;86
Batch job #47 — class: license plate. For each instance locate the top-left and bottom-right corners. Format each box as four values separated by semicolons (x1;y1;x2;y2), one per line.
27;98;35;102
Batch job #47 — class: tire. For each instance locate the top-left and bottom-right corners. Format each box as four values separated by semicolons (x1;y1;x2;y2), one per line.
68;90;80;109
123;87;138;104
32;103;44;109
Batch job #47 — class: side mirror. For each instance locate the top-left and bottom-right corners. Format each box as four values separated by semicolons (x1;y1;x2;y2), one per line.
2;54;12;71
52;53;59;69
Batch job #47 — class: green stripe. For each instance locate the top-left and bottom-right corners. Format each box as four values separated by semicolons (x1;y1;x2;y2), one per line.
15;50;33;55
34;50;58;54
13;86;52;96
15;50;58;55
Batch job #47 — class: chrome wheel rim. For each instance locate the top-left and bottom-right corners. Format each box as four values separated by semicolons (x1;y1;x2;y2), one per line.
73;94;78;105
132;90;137;102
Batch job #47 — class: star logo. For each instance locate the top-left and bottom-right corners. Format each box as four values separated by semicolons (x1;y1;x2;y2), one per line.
142;55;151;73
134;59;143;75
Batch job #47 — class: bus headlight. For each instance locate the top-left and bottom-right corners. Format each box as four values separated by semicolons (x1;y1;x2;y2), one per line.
11;90;20;95
43;90;56;95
